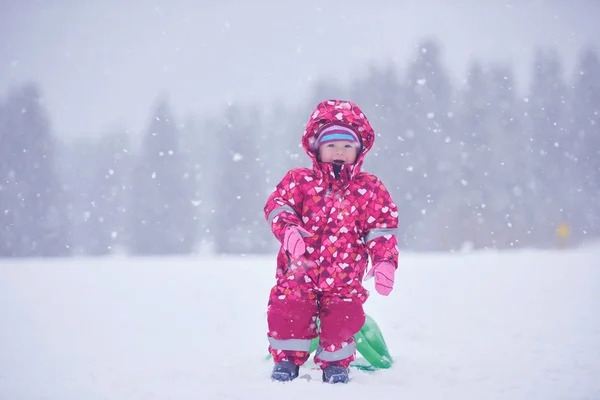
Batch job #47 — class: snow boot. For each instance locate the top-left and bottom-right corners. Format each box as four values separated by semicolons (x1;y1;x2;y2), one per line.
322;364;349;384
271;361;300;382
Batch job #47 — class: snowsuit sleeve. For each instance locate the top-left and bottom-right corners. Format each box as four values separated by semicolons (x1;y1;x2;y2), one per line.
264;169;305;243
364;177;399;268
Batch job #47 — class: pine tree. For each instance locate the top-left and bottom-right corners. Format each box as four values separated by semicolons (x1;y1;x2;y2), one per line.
58;137;98;255
0;83;70;257
85;132;132;255
485;66;529;248
453;62;496;249
212;103;267;254
402;39;459;250
570;46;600;240
130;99;197;255
526;48;570;246
179;115;218;252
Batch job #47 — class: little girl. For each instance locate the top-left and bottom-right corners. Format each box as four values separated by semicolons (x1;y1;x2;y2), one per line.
264;99;399;383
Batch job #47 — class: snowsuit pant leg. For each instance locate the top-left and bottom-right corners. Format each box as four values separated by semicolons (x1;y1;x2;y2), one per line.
267;296;319;366
314;297;366;368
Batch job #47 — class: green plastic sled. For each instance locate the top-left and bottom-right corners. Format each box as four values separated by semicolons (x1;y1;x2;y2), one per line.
266;313;393;371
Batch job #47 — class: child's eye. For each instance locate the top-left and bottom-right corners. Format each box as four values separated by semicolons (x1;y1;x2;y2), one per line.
344;144;352;148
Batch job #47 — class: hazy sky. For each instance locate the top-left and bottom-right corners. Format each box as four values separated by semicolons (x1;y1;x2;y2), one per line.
1;0;599;139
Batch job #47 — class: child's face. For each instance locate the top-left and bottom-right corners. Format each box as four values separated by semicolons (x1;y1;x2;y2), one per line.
318;141;359;165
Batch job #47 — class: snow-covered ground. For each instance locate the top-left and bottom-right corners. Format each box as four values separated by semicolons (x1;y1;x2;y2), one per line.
1;245;599;400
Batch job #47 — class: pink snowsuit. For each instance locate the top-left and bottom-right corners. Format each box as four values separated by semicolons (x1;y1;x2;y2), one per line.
265;100;399;368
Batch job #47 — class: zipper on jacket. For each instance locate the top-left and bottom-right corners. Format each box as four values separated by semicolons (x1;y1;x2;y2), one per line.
284;250;291;273
326;182;332;196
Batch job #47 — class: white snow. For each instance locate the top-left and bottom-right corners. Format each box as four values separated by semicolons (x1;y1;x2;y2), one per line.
1;246;599;399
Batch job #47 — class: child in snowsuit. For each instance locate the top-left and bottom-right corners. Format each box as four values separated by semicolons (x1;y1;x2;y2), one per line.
264;99;399;383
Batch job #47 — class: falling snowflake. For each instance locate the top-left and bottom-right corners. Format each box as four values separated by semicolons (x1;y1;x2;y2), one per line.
233;153;243;162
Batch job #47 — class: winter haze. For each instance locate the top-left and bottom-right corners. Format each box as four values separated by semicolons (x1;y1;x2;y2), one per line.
1;0;599;255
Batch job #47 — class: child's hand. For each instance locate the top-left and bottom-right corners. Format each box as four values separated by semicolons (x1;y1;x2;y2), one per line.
282;226;311;258
364;262;395;296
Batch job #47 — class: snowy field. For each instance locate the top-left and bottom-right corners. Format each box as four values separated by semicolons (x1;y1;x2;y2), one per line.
1;246;599;400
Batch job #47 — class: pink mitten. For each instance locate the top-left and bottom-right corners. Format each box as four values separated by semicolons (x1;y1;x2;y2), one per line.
282;226;311;258
364;262;396;296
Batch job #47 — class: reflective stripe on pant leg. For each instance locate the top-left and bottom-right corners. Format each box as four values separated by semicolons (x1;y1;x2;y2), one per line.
315;342;356;362
268;337;313;352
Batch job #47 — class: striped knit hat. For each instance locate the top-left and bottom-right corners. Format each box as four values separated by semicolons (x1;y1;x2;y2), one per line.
314;123;361;150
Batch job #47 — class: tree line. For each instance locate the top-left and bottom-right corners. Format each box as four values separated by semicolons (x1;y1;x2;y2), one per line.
1;39;598;257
